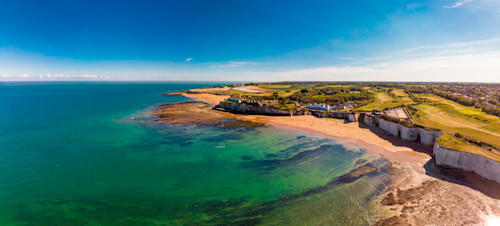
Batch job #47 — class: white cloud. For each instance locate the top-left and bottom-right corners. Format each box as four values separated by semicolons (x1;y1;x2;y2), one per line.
2;37;499;82
0;73;31;78
445;0;474;8
209;61;262;69
240;38;500;82
260;52;500;82
185;58;192;62
0;73;118;80
42;74;111;79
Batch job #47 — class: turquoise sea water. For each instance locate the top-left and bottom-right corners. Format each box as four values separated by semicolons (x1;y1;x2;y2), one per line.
0;82;390;225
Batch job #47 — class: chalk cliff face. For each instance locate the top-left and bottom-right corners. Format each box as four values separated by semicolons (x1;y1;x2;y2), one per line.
310;111;358;122
378;118;400;137
398;125;419;142
434;142;500;184
362;116;441;146
418;128;442;146
217;102;291;116
348;113;359;122
361;114;499;184
310;111;337;118
363;115;377;127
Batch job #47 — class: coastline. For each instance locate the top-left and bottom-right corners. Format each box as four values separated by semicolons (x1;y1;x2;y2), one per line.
182;92;430;165
175;92;500;224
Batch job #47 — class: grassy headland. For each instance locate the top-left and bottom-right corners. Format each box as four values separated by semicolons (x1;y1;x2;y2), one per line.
436;133;500;162
410;93;500;147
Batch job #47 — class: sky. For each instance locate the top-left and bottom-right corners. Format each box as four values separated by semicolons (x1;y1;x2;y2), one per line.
1;0;500;82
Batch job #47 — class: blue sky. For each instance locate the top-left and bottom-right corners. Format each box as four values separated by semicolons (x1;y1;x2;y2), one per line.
1;0;499;82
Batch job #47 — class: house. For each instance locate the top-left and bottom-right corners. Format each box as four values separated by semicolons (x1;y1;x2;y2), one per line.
330;106;346;110
227;97;242;103
307;104;331;111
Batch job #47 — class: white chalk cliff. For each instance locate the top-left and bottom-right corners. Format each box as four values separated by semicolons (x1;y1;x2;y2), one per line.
434;142;500;184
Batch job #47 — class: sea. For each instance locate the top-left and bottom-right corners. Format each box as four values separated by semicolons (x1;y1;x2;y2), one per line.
0;82;392;225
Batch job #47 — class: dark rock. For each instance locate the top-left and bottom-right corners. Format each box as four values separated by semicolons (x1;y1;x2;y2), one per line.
241;155;254;161
161;92;184;96
355;158;367;166
381;193;397;205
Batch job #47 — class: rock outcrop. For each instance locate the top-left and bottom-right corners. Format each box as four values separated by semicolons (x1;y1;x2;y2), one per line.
216;102;291;116
433;142;500;184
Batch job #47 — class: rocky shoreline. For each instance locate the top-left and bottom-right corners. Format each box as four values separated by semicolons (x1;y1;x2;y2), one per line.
152;101;264;128
376;160;500;225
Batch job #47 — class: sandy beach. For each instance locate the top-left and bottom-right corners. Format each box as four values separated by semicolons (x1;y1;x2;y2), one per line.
177;92;500;224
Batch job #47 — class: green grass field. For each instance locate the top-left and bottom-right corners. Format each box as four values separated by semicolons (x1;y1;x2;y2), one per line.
355;89;414;111
258;84;291;89
258;84;315;91
278;90;298;97
392;89;413;102
227;89;298;98
412;93;500;147
227;89;273;96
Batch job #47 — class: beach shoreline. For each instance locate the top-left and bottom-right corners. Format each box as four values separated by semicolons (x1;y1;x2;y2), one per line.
182;92;431;164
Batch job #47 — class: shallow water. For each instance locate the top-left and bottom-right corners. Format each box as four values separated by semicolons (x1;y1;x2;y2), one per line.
0;82;391;224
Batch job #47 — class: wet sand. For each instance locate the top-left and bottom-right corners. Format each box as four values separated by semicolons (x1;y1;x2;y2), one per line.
165;92;500;224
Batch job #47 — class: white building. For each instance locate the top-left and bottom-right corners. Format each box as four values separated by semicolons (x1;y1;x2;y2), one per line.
227;97;242;103
306;104;331;111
